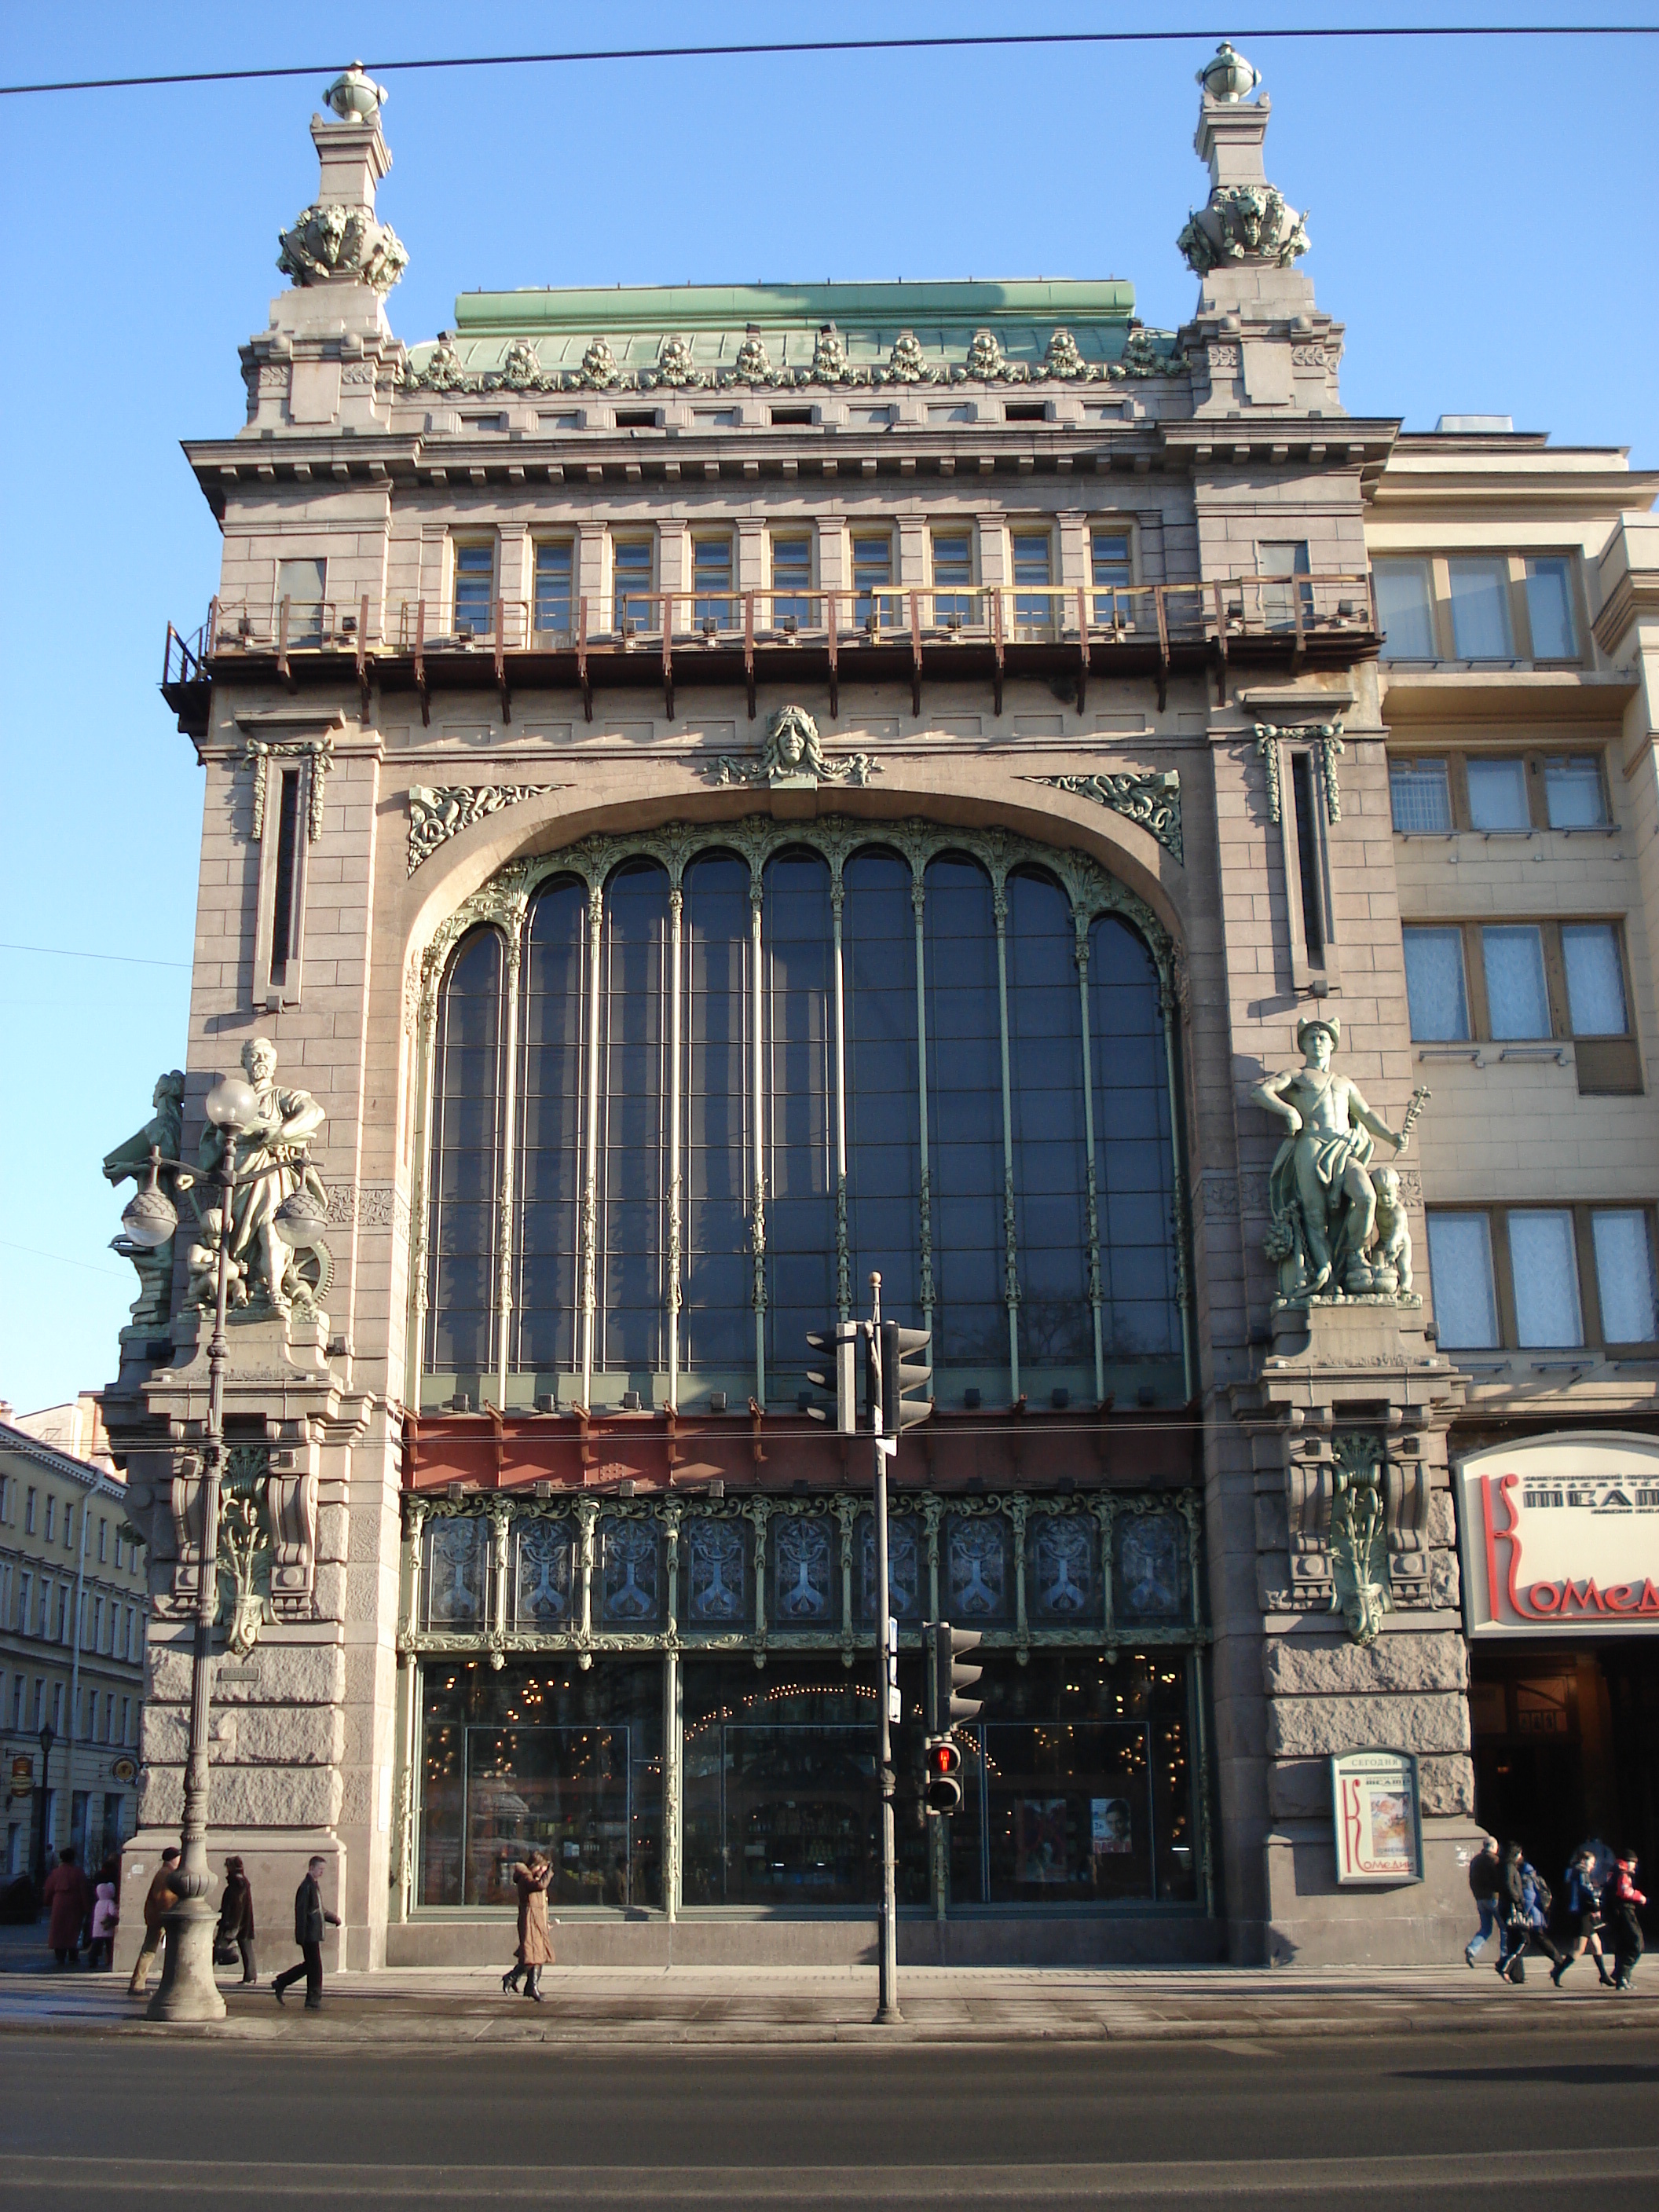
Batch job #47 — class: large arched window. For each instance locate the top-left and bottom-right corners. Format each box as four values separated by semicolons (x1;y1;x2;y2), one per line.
418;822;1185;1411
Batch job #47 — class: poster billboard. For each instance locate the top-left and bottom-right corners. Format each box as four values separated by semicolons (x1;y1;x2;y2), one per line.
1456;1433;1659;1640
1331;1749;1423;1886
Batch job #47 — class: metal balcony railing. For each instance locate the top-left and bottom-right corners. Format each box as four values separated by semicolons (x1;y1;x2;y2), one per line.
161;573;1379;731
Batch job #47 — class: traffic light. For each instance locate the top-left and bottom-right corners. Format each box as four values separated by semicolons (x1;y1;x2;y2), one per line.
804;1323;859;1433
925;1737;963;1817
928;1620;983;1730
879;1321;932;1437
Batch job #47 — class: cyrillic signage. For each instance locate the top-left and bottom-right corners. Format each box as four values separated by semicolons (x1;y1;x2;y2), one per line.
1456;1433;1659;1639
1331;1749;1423;1886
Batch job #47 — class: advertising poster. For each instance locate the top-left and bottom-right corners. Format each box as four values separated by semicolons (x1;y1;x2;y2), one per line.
1456;1434;1659;1639
1331;1749;1423;1887
1015;1798;1070;1884
1090;1798;1133;1856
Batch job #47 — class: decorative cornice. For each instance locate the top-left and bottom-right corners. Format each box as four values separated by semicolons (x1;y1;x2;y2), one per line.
1027;769;1183;863
407;783;563;874
402;322;1188;395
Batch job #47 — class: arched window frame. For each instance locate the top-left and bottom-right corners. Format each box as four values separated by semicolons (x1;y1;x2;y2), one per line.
407;818;1191;1412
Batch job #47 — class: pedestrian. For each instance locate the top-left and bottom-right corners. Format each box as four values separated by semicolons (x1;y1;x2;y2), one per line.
502;1852;553;2002
1464;1835;1502;1967
272;1855;339;2011
41;1848;92;1968
1496;1842;1565;1984
127;1847;181;1995
1553;1844;1615;1989
86;1876;119;1971
217;1855;258;1985
1603;1852;1646;1994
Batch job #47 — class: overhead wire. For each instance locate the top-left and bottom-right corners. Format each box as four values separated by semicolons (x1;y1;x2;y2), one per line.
3;24;1657;98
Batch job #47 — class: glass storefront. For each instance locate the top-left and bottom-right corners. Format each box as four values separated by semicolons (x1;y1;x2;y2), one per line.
414;1647;1201;1916
419;1660;663;1910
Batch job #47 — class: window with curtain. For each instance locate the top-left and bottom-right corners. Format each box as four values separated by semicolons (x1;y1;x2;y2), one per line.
1448;558;1513;659
1562;925;1627;1035
533;541;573;638
1481;925;1551;1038
1425;1213;1499;1350
1544;756;1605;828
1592;1211;1658;1344
1525;558;1577;661
1403;928;1470;1041
1374;558;1436;660
1507;1210;1583;1348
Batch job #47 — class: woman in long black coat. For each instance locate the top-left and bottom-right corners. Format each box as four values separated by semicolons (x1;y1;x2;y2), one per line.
217;1855;258;1984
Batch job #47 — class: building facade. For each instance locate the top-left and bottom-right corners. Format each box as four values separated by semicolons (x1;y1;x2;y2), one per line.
101;49;1657;1970
0;1419;149;1881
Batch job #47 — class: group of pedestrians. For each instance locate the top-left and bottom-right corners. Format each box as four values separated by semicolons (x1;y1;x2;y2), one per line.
1467;1834;1646;1992
38;1847;120;1969
115;1847;339;2010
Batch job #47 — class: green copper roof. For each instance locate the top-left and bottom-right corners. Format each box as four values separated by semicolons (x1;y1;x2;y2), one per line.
402;276;1166;393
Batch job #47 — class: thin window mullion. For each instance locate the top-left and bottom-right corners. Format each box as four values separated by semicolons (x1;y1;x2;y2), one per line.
580;880;604;1405
912;865;934;1325
750;867;766;1405
668;879;684;1408
495;922;523;1409
993;876;1020;1396
1074;910;1106;1404
832;863;851;1322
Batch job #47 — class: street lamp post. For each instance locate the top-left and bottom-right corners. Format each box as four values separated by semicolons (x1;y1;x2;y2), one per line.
115;1073;261;2023
34;1723;54;1890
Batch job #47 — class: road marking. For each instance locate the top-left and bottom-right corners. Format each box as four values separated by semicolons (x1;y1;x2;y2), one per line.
2;2148;1657;2201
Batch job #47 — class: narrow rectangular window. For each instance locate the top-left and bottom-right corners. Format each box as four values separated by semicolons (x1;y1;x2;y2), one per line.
275;556;326;644
1465;757;1530;832
533;540;573;637
1011;530;1053;633
16;1574;29;1636
1525;557;1578;661
44;1496;56;1543
1402;927;1469;1040
931;530;973;625
62;1504;73;1551
452;542;494;636
851;533;892;628
1481;925;1551;1038
1258;540;1311;630
770;536;811;628
1090;529;1132;622
693;535;734;631
97;1518;108;1565
92;1596;104;1651
613;538;653;632
1544;755;1606;828
1447;556;1514;659
1592;1210;1658;1344
32;1679;44;1730
9;1676;21;1730
1426;1213;1500;1349
1562;924;1628;1035
24;1489;35;1536
1374;558;1437;660
51;1683;62;1733
1507;1210;1583;1348
56;1588;68;1643
1288;752;1324;958
1390;759;1452;833
269;768;302;992
122;1696;133;1747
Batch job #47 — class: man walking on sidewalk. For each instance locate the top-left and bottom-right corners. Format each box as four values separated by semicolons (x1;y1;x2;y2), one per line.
273;1856;339;2012
1465;1836;1501;1967
126;1848;180;1997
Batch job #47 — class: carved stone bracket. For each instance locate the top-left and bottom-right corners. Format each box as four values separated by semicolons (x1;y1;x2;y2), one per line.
1026;770;1183;863
246;735;334;842
407;784;563;874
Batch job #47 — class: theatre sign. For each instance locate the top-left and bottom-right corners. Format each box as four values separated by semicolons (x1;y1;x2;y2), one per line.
1456;1434;1659;1639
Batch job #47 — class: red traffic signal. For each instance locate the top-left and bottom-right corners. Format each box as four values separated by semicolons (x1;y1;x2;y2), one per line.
925;1735;963;1817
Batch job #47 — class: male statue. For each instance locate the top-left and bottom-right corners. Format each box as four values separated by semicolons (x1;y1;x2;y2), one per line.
103;1071;186;1328
1254;1016;1409;1297
198;1037;326;1313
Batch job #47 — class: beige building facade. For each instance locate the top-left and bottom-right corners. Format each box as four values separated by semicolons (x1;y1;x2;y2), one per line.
101;51;1657;1972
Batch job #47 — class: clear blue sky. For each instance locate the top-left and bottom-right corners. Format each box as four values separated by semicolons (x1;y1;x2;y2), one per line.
1;2;1654;1415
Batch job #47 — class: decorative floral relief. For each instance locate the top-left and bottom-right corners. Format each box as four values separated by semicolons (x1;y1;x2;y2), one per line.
515;1522;574;1626
1117;1514;1182;1619
947;1514;1009;1620
599;1518;660;1623
1028;770;1183;864
772;1516;834;1621
278;203;408;295
407;784;562;875
1031;1517;1097;1619
1177;184;1310;277
858;1514;921;1622
686;1519;746;1623
733;331;773;381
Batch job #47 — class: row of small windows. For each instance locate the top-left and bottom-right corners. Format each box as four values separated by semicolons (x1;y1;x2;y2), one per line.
5;1673;137;1745
1390;752;1609;835
1426;1203;1658;1353
423;844;1182;1402
0;1565;141;1658
5;1487;130;1568
448;526;1137;639
1375;554;1580;664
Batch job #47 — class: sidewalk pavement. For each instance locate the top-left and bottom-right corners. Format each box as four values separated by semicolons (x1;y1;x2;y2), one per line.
0;1957;1653;2044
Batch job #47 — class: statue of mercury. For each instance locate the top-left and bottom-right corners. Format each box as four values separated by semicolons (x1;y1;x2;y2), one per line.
1253;1016;1410;1298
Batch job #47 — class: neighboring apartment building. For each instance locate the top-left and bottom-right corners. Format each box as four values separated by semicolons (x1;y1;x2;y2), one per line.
99;50;1657;1972
1371;441;1659;1885
0;1419;149;1880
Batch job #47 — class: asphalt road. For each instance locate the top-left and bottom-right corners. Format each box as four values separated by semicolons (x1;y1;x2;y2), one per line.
2;2026;1657;2207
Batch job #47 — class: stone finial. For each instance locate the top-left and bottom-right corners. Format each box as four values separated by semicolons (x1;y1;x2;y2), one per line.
1196;42;1261;102
322;60;390;123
